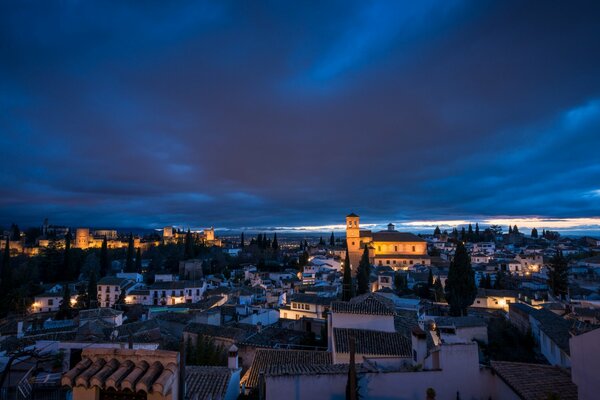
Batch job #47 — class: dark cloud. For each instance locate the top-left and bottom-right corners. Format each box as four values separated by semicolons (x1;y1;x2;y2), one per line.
1;0;600;229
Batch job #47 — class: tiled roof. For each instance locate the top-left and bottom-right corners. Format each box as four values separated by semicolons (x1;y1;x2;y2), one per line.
265;363;367;377
289;293;333;306
372;231;426;242
185;366;233;400
184;322;250;341
394;312;419;336
333;328;412;357
331;293;395;316
79;308;123;320
241;349;331;389
97;276;130;286
150;280;203;290
61;348;179;396
531;308;573;355
435;316;487;328
491;361;577;400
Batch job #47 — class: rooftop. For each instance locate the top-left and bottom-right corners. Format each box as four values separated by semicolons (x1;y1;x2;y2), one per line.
331;293;395;316
333;328;412;357
185;366;234;400
491;361;577;400
61;348;179;396
241;349;331;389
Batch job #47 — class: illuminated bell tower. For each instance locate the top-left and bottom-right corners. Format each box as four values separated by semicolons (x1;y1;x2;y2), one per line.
346;213;361;272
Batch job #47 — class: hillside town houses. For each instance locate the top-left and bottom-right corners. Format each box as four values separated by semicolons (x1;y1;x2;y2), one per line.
0;214;599;399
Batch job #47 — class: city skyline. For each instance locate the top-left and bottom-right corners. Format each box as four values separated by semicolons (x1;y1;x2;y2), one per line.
2;1;600;230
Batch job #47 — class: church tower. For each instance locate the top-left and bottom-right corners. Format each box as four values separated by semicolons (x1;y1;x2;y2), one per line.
346;213;361;272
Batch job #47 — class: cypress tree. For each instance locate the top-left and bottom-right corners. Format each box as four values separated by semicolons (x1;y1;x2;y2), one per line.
125;234;135;272
135;248;142;273
58;284;72;320
184;229;194;260
531;227;538;238
433;226;441;236
460;227;466;241
329;232;335;247
63;231;72;280
509;226;513;234
319;236;325;246
240;232;245;248
356;245;370;295
547;250;569;299
467;224;473;241
1;239;11;291
475;223;480;241
513;225;519;234
433;277;445;302
272;233;279;250
100;237;109;277
342;251;354;301
87;270;98;309
445;242;477;316
427;268;434;287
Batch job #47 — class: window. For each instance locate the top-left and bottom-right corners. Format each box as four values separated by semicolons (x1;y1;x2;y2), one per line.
386;260;390;265
395;246;398;252
352;241;355;246
412;246;416;252
48;299;54;306
378;246;381;251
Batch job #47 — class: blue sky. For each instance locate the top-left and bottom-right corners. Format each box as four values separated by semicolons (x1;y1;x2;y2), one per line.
1;1;600;231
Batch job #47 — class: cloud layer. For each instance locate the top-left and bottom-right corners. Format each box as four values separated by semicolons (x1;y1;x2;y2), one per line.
1;1;600;229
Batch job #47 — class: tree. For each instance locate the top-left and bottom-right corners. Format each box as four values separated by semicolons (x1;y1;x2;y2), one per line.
63;231;72;280
346;336;358;400
427;268;434;287
319;236;325;246
433;277;445;302
394;273;407;294
57;285;72;320
240;232;245;248
100;237;109;277
547;250;569;299
480;273;492;289
460;227;466;241
1;239;11;292
467;224;474;241
433;226;441;236
513;225;519;234
342;251;354;301
330;232;335;247
125;234;135;272
445;242;477;316
356;245;370;295
272;233;279;250
135;248;142;273
493;270;507;290
475;223;480;241
531;227;538;238
508;225;513;235
184;230;194;260
10;224;20;241
87;270;98;309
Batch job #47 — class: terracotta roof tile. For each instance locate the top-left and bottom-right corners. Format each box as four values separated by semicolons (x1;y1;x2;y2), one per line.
61;348;179;396
331;293;395;316
241;349;331;389
491;361;577;400
333;328;412;357
185;366;233;400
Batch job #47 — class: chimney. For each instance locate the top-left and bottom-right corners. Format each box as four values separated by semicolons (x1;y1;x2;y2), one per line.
228;344;239;369
387;223;395;231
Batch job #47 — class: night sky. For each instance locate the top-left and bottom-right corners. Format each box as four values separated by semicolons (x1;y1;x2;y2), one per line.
2;1;600;232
